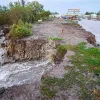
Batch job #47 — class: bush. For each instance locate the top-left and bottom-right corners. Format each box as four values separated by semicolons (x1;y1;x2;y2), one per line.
57;45;67;54
48;37;63;41
9;20;32;39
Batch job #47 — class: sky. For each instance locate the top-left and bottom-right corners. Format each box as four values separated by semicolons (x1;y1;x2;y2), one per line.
0;0;100;14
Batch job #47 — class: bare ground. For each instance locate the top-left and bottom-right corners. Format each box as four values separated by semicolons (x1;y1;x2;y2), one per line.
32;19;89;45
0;19;95;100
32;19;92;78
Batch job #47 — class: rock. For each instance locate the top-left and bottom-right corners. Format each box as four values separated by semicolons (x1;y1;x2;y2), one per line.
86;32;96;45
53;49;67;64
4;37;66;64
0;88;5;95
96;43;100;47
1;43;6;48
2;27;10;36
6;38;47;61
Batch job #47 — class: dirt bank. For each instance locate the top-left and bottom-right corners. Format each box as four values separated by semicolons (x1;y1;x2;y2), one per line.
0;19;97;100
32;19;96;45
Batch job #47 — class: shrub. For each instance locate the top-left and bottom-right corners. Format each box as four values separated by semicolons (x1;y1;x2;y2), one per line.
8;20;32;39
57;45;67;54
67;20;78;26
41;43;100;100
25;22;32;29
48;37;63;41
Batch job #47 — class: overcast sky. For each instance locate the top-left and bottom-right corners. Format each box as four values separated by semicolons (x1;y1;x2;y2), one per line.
0;0;100;14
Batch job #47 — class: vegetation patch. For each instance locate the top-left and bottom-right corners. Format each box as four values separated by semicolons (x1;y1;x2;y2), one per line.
41;42;100;100
57;45;67;55
0;1;51;25
48;37;63;41
67;20;79;26
52;45;67;64
8;20;32;39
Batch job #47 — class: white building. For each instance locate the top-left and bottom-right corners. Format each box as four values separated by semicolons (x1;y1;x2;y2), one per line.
66;9;81;17
91;14;97;19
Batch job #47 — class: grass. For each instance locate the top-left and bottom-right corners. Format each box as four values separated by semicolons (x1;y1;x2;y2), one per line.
41;42;100;100
57;45;67;54
67;20;79;26
51;45;67;64
48;37;63;41
9;20;32;39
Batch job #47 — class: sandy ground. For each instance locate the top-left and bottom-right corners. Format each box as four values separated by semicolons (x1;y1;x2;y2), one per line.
32;19;88;45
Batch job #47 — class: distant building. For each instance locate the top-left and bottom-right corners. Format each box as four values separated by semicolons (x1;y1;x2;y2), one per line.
66;9;80;17
91;14;97;19
49;14;62;18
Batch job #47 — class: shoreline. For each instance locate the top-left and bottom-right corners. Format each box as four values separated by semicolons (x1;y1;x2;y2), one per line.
0;19;99;100
78;19;100;46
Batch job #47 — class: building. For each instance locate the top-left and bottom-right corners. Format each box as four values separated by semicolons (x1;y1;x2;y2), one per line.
49;14;62;18
91;14;97;19
66;9;80;17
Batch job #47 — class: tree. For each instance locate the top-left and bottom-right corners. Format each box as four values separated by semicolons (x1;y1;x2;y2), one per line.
97;11;100;15
85;12;90;15
54;12;59;14
0;5;10;25
27;1;43;22
21;0;25;7
85;12;94;15
9;2;22;23
40;10;51;20
0;0;51;25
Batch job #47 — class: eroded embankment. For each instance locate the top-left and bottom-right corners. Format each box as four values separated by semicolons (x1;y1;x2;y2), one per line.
32;19;96;45
78;19;100;45
0;19;98;100
0;34;67;100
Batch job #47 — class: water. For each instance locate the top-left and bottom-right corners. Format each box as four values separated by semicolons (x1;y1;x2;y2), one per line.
78;19;100;44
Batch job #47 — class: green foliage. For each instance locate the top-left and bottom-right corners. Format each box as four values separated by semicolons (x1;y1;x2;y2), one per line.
97;11;100;15
21;0;25;7
0;1;51;25
67;43;100;76
78;42;87;46
57;45;67;54
85;12;94;15
48;37;63;41
25;22;32;29
41;77;59;99
40;10;51;20
9;20;32;38
41;82;57;99
0;5;10;25
41;43;100;100
67;20;78;26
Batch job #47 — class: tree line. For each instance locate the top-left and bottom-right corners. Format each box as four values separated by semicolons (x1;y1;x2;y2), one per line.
85;11;100;15
0;0;51;25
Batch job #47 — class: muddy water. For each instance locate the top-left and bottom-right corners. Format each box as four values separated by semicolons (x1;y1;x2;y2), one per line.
0;60;53;88
78;19;100;44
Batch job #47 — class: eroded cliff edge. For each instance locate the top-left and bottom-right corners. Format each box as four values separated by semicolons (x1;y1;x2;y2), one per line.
0;19;98;100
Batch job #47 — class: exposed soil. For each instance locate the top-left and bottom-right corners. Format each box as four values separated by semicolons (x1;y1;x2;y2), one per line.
32;19;95;45
0;19;97;100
